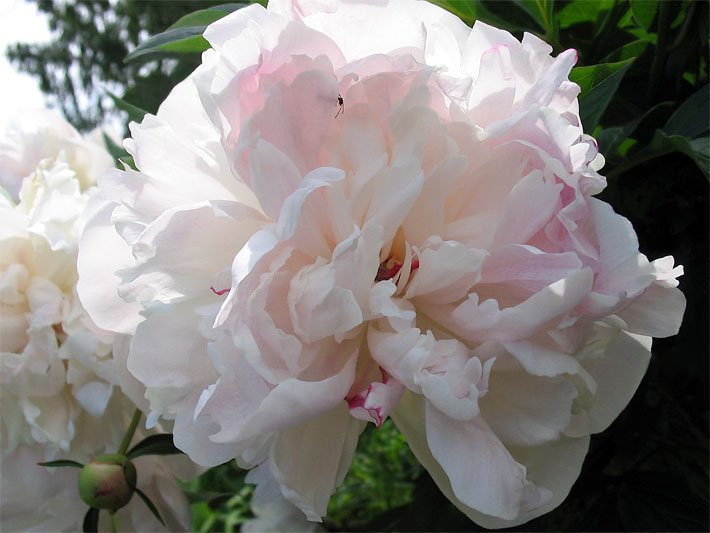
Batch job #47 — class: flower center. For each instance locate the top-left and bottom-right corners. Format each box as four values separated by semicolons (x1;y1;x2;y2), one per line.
374;228;420;292
375;257;404;281
53;323;67;344
375;256;420;282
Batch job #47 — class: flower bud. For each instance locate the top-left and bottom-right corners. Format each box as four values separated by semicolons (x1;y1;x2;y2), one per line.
78;454;137;510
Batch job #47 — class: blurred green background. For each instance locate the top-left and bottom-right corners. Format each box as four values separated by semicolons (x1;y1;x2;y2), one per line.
9;0;708;530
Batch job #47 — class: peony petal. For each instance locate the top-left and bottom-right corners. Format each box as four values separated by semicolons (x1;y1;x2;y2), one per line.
289;259;363;344
501;340;596;393
270;403;364;521
492;170;562;248
209;349;358;444
479;370;577;447
347;374;405;426
467;44;516;126
243;462;324;532
275;166;346;244
172;397;243;467
76;201;143;335
480;244;583;289
493;434;590;528
393;392;545;523
520;48;577;109
117;201;264;305
583;330;652;433
589;197;640;272
616;283;686;338
453;268;594;342
365;161;425;244
128;303;218;393
424;401;530;519
404;237;486;304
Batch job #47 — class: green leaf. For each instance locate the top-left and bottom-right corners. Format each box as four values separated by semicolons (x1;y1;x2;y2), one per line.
38;459;84;468
101;132;136;170
570;59;634;131
557;0;615;29
127;434;184;459
626;25;659;44
168;4;248;29
609;131;709;179
510;0;554;34
663;84;710;139
126;3;249;62
169;10;225;30
660;134;709;178
135;487;166;527
108;92;148;123
125;27;210;62
102;132;125;158
570;59;634;95
184;490;236;506
597;101;674;156
427;0;477;25
428;1;528;32
82;507;99;533
602;39;650;63
610;84;710;178
630;0;659;31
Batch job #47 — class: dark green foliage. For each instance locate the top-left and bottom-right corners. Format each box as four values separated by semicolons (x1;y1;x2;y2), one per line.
126;434;185;459
134;487;166;527
326;421;424;530
82;507;99;533
183;462;254;532
571;58;635;131
38;459;84;468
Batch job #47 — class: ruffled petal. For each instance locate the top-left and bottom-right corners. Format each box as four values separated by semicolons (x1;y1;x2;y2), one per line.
76;201;143;335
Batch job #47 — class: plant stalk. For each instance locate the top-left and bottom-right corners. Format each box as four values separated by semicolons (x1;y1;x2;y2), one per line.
118;409;141;456
646;0;672;105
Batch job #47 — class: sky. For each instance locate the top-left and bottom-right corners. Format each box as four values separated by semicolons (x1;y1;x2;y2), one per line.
0;0;52;126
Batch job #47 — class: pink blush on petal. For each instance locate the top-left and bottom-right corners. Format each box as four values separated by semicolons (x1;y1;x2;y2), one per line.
347;371;406;427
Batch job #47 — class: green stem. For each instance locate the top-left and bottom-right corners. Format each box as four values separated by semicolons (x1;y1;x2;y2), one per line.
589;0;624;62
110;513;119;533
117;409;141;456
669;0;696;51
534;0;559;50
646;0;672;105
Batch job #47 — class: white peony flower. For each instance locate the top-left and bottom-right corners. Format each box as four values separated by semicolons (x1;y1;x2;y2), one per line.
0;109;113;201
0;111;191;532
0;154;123;458
77;0;686;528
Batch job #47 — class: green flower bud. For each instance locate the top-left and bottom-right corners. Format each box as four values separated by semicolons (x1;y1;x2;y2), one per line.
78;454;137;510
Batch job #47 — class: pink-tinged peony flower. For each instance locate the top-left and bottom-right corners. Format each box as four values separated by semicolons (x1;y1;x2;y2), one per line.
0;112;191;532
77;0;685;527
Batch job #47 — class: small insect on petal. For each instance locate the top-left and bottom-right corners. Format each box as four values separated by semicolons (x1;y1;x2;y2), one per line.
334;94;344;118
